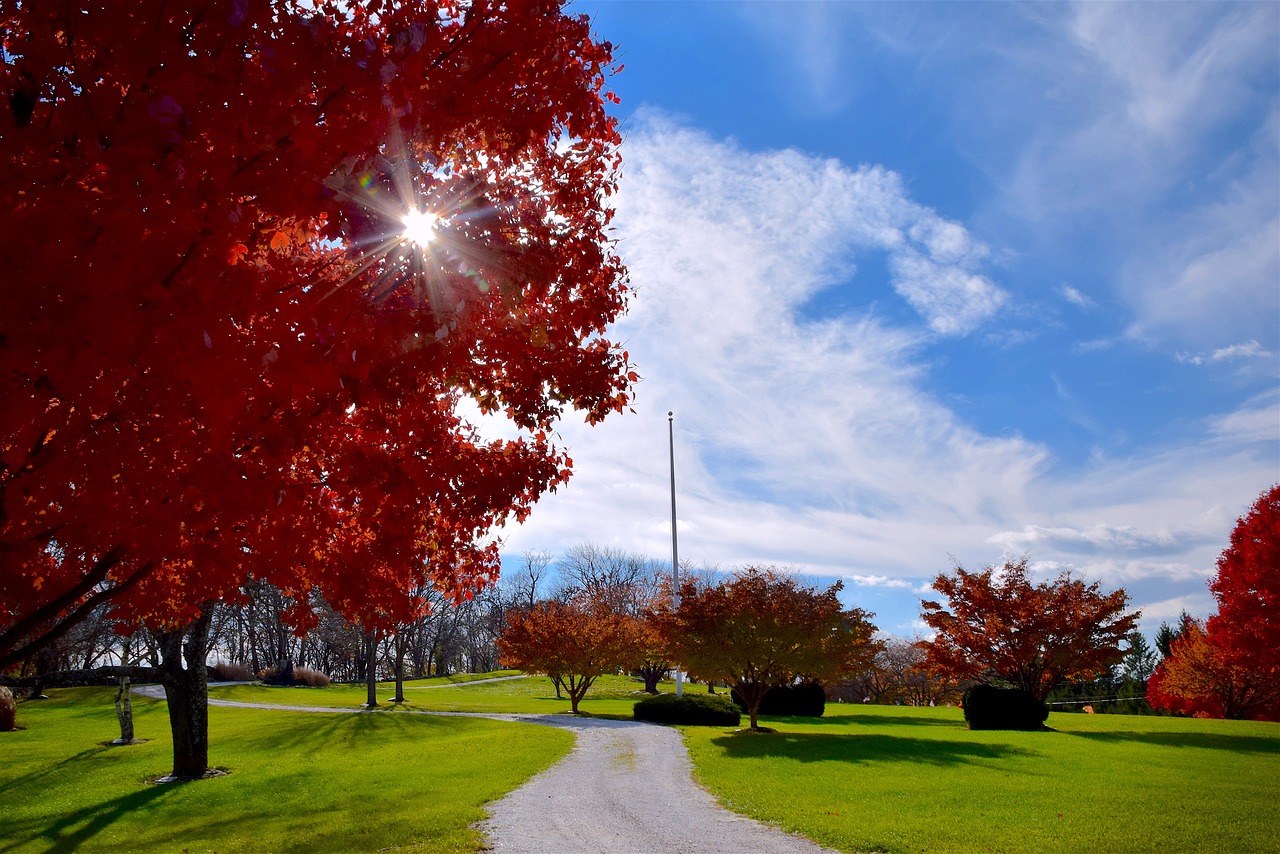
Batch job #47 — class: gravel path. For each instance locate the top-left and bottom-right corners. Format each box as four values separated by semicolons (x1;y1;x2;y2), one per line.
478;715;838;854
135;684;838;854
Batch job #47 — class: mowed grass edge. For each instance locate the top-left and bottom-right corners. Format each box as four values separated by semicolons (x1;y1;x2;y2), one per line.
678;703;1280;854
0;686;573;853
210;671;662;717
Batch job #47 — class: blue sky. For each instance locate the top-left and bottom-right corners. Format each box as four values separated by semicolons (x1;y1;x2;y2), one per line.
492;1;1279;638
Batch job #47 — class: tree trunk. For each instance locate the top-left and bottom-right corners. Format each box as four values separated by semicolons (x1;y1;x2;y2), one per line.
159;609;213;779
566;675;593;714
114;676;135;742
391;633;406;703
639;666;661;694
363;630;378;708
736;680;767;730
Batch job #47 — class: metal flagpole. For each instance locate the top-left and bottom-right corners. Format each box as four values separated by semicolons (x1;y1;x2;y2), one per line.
668;410;683;698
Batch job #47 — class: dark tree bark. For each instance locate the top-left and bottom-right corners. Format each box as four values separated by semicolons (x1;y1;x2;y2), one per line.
158;609;213;778
636;665;663;694
363;629;378;708
391;632;407;703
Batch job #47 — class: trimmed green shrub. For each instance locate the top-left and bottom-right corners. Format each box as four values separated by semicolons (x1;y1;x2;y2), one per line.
731;681;826;717
963;684;1049;730
634;692;742;726
0;686;15;731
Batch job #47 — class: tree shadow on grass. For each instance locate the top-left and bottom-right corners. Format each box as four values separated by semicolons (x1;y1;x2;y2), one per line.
1065;730;1280;755
0;745;114;798
0;776;177;854
775;712;964;729
710;731;1037;767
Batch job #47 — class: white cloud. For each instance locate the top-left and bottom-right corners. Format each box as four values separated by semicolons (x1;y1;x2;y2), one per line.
1211;341;1270;362
1177;340;1274;367
499;112;1275;637
504;114;1037;569
889;252;1007;335
1138;592;1216;626
1208;389;1280;444
1068;2;1276;139
844;574;916;590
989;523;1181;556
1060;285;1095;309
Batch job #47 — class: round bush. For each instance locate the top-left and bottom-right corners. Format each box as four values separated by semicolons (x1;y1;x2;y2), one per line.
634;692;742;726
963;684;1049;731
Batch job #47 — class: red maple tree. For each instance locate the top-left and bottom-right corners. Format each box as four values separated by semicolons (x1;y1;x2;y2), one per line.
497;597;638;714
663;567;880;731
1;0;631;777
1149;485;1280;721
1207;484;1279;678
918;558;1139;701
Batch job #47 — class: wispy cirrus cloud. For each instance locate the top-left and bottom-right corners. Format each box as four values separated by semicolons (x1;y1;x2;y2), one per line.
497;107;1274;636
1177;340;1273;366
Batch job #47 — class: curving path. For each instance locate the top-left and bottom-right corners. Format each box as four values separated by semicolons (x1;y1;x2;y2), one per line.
135;684;837;854
477;714;838;854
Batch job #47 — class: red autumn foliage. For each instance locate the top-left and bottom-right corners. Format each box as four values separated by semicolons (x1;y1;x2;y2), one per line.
1149;486;1280;721
918;558;1139;702
662;567;880;731
1;0;631;773
1146;620;1280;720
497;597;638;714
1;0;630;657
1207;484;1280;677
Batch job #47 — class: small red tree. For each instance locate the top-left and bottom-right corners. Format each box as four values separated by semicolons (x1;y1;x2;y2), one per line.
629;614;675;694
497;598;637;714
663;567;879;731
918;558;1139;701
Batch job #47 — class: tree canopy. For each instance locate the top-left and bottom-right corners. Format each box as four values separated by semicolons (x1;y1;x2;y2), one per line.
496;596;636;714
1149;485;1280;721
1;0;631;776
1207;484;1279;677
918;557;1139;701
663;566;880;730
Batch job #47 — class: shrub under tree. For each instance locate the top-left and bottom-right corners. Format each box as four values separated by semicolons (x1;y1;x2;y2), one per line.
963;684;1049;731
730;682;826;717
662;566;879;731
633;692;741;726
919;557;1139;702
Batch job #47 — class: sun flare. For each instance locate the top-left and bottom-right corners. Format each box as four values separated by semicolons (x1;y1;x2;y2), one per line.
401;208;438;247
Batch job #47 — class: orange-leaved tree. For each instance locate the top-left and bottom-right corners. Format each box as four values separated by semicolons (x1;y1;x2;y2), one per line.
1147;619;1280;720
918;558;1139;702
497;597;637;713
1;0;630;777
1148;485;1280;720
663;566;880;730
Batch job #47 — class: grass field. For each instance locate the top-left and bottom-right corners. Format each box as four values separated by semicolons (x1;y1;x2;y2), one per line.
5;677;1279;853
209;670;654;717
681;702;1280;854
0;684;571;853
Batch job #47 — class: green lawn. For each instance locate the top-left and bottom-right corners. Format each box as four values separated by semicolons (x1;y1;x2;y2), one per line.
7;679;1279;854
679;703;1280;854
210;671;658;717
0;686;572;853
